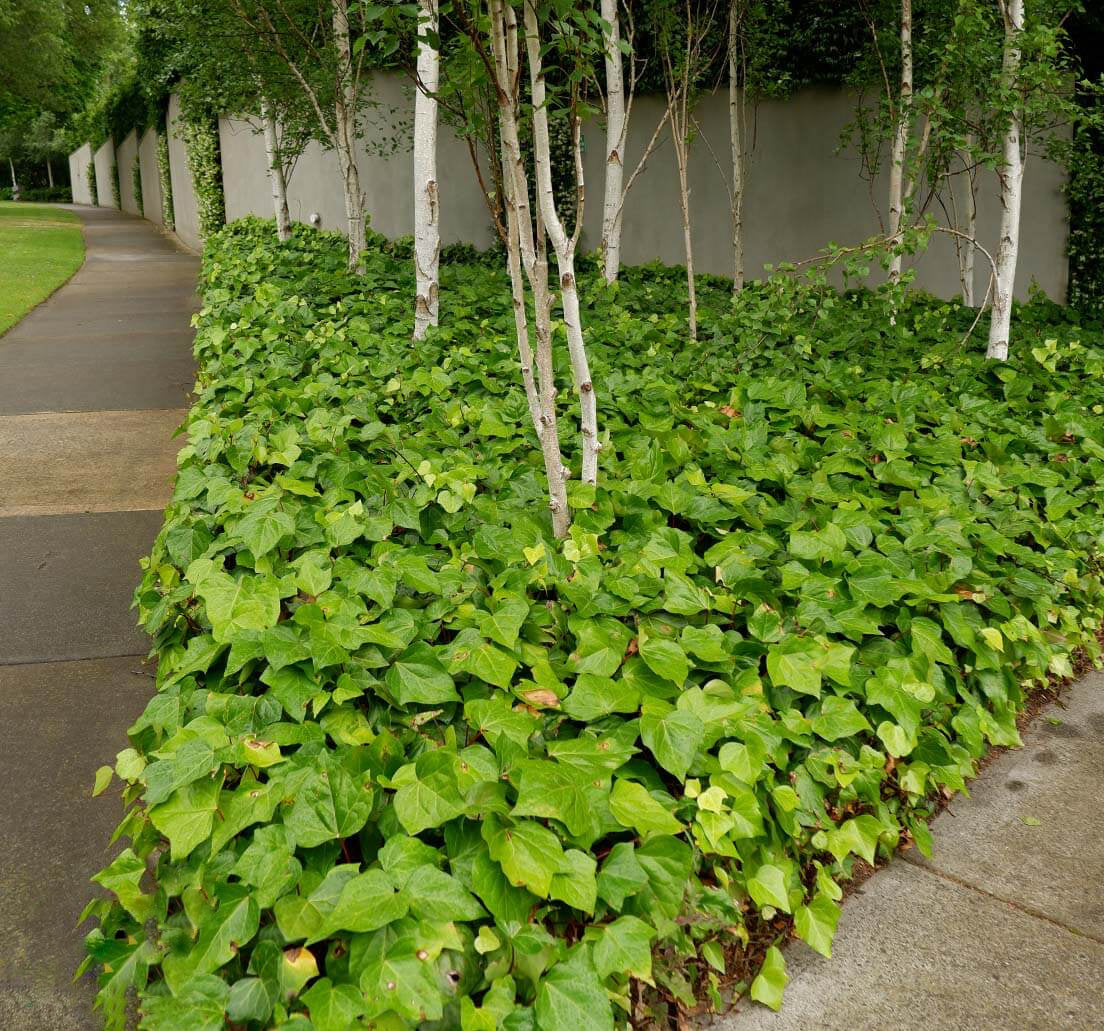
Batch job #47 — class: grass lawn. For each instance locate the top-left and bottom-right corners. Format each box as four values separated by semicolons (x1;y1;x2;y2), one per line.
0;201;84;336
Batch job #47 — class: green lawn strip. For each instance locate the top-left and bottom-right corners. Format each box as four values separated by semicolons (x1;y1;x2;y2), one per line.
83;217;1104;1029
0;201;84;335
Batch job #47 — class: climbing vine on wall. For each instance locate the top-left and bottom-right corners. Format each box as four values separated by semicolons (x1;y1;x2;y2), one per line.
86;162;97;205
1066;127;1104;318
177;114;225;240
133;153;143;216
111;159;121;208
157;130;175;230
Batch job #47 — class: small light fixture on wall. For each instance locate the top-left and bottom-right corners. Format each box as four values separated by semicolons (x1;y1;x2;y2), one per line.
308;212;322;227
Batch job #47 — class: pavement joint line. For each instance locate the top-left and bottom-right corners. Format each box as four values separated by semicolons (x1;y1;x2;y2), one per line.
901;853;1104;947
0;652;150;670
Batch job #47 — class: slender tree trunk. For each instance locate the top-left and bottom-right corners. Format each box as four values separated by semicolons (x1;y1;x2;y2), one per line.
888;0;913;282
524;2;600;487
490;0;570;537
261;97;292;242
8;158;17;196
728;2;745;292
961;137;977;306
413;0;440;339
333;0;365;271
46;158;54;189
600;0;626;285
987;0;1024;360
670;98;697;341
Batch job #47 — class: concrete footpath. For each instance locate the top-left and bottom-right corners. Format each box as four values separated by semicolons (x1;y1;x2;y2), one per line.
0;206;197;1029
719;674;1104;1031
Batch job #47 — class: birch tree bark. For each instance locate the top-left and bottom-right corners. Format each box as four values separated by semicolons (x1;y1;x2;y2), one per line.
333;0;365;271
600;0;626;285
523;0;600;486
413;0;440;339
987;0;1024;361
46;157;53;189
260;96;292;242
888;0;913;283
960;136;978;306
490;0;570;537
728;1;745;292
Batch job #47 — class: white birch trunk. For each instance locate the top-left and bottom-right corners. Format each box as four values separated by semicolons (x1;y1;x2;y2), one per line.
888;0;913;282
46;158;54;189
600;0;626;285
333;0;365;271
523;2;600;487
670;97;697;340
261;97;292;242
413;0;440;338
490;0;570;537
728;3;745;292
961;136;978;306
987;0;1024;361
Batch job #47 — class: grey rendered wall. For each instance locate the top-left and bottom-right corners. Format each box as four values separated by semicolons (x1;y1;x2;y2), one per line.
220;72;495;248
117;131;140;215
167;94;202;252
139;128;164;226
68;144;93;205
93;139;117;209
581;86;1067;302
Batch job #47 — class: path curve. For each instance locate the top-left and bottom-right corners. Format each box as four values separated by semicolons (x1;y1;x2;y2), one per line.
0;206;198;1029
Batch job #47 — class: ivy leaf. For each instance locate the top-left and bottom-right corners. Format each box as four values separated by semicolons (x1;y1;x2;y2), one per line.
385;642;459;705
321;868;408;937
750;946;788;1011
282;751;374;848
483;814;567;898
640;708;705;782
608;779;684;837
403;864;486;922
747;862;792;913
479;598;530;649
393;749;466;835
236;504;295;557
511;759;593;837
163;887;260;991
794;893;841;958
593;915;656;982
149;772;223;861
301;979;366;1031
596;842;648;910
767;636;822;696
449;627;518;688
638;636;689;685
534;946;614;1031
549;848;598;914
811;695;872;741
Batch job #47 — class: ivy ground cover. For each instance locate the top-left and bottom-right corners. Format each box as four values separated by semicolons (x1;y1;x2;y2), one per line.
85;218;1104;1029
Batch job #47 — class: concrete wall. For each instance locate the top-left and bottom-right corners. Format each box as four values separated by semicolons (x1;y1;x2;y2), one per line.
167;94;202;252
139;128;163;227
92;139;117;209
580;87;1067;302
219;74;495;247
116;130;140;216
68;144;93;205
67;81;1070;301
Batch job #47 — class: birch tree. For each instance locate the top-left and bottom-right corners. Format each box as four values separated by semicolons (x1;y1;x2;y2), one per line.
413;0;440;339
986;0;1024;360
888;0;913;282
727;0;748;291
598;0;671;285
654;0;723;341
523;0;600;486
231;0;373;270
489;0;570;535
260;95;292;241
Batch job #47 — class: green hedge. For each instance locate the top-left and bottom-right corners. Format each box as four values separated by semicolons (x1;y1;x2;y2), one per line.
85;218;1104;1028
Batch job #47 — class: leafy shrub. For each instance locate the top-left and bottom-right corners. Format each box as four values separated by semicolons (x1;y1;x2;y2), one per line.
85;217;1104;1028
17;185;73;202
